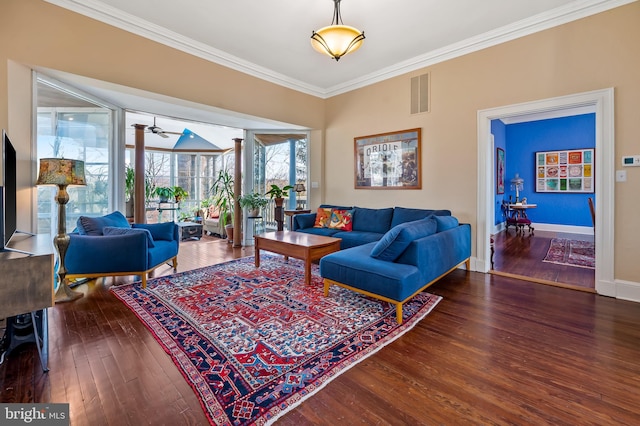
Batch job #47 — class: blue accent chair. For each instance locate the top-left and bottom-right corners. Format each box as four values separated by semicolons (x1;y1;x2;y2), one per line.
65;211;179;288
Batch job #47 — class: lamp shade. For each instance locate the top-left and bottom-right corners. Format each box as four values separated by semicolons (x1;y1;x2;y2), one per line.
293;183;306;192
311;0;364;61
36;158;86;186
311;25;364;60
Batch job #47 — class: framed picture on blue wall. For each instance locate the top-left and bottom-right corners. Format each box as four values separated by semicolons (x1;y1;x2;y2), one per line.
535;148;594;193
496;147;505;194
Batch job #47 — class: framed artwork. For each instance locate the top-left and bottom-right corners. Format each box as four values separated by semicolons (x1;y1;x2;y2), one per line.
535;148;594;193
354;128;421;189
496;147;505;194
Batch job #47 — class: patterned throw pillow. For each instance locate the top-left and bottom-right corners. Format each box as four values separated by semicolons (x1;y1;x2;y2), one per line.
313;207;332;228
328;209;354;231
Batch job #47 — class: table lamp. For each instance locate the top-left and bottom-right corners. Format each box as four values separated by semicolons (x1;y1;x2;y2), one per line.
36;158;86;303
510;173;524;203
293;183;306;210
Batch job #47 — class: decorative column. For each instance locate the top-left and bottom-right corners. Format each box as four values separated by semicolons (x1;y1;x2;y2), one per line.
233;138;243;247
133;124;147;224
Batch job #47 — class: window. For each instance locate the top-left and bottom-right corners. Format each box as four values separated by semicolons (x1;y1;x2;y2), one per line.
36;77;115;234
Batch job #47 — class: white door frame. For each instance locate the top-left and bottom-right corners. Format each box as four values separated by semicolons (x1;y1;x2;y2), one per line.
476;88;615;296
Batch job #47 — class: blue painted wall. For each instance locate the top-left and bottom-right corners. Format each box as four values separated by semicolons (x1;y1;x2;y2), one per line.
491;119;507;225
496;113;595;227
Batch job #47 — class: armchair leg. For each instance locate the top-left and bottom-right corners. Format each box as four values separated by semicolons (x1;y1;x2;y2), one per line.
141;274;147;289
172;257;178;270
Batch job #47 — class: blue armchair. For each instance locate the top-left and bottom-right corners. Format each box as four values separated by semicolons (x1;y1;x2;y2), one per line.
65;211;179;288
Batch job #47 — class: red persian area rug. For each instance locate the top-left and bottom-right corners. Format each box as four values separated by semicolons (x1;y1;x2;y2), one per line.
542;238;595;269
111;255;441;425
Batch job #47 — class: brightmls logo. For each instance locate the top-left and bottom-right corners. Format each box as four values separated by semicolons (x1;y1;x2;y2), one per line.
0;404;69;425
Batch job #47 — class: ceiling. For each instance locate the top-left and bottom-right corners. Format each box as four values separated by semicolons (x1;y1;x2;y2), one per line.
44;0;630;98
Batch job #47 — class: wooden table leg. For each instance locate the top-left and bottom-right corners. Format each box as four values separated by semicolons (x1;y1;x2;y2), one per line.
304;257;312;286
255;245;260;267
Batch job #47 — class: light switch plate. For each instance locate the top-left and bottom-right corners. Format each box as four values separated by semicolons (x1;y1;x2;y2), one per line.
616;170;627;182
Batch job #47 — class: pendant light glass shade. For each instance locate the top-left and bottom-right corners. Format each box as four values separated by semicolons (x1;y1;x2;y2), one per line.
311;0;364;61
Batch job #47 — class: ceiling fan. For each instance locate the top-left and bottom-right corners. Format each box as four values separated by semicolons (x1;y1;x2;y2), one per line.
146;117;183;138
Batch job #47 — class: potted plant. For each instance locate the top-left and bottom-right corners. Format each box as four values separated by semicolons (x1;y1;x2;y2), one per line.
153;186;174;203
265;184;293;207
210;169;235;242
125;165;135;217
172;186;188;203
239;192;268;217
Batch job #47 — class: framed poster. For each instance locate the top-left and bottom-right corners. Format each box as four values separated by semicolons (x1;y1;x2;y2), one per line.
354;128;421;189
535;148;594;193
496;147;505;194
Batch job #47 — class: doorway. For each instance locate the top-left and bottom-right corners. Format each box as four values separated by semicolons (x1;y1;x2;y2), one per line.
477;88;615;297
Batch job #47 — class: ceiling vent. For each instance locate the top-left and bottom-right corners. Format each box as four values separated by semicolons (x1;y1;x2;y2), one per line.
410;73;430;114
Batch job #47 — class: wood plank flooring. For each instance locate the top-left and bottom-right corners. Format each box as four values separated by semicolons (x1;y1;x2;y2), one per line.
492;229;595;291
2;234;639;425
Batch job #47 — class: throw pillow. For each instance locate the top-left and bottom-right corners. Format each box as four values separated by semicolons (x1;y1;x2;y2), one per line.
103;226;155;248
435;215;459;232
77;211;130;236
313;207;333;228
370;215;437;261
328;209;354;231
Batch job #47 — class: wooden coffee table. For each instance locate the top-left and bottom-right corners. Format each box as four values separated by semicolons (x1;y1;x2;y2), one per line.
254;231;341;286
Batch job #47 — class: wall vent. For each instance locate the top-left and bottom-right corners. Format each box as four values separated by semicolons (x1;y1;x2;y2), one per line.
410;73;429;114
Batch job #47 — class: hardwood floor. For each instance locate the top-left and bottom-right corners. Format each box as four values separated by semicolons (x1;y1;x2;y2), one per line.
492;229;595;291
3;234;639;425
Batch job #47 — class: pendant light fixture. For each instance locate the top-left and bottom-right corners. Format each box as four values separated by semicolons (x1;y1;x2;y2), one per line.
311;0;365;61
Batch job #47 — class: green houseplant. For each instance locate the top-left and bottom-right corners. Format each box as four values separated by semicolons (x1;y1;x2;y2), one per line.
239;192;268;217
172;186;188;203
153;186;174;203
210;169;235;241
265;184;293;200
125;165;135;217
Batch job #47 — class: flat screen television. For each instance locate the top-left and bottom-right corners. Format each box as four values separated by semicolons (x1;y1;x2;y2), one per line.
1;129;17;251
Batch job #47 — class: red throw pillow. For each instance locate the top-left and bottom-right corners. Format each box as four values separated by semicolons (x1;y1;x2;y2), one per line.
313;207;332;228
328;209;354;231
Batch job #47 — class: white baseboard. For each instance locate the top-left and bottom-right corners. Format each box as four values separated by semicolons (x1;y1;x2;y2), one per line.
614;279;640;303
493;221;593;235
532;223;593;235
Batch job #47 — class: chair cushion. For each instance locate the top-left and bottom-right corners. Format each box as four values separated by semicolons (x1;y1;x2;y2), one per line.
77;211;130;235
103;226;155;247
133;222;176;241
370;215;437;262
328;209;354;231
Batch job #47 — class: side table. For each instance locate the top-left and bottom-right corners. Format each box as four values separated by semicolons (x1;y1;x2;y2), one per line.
284;209;311;230
177;221;203;241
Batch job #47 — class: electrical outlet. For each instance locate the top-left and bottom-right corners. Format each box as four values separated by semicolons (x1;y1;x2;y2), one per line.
616;170;627;182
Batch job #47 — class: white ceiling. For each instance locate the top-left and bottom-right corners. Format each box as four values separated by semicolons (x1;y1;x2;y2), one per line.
44;0;632;98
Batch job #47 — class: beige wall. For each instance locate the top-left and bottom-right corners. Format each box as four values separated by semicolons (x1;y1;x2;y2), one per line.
325;3;640;282
1;1;639;283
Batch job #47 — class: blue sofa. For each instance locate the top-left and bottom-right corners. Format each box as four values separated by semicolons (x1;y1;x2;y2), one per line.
65;211;179;288
294;206;471;324
292;205;452;249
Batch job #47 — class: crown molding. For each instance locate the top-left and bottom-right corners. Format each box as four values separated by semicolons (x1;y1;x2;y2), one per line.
45;0;636;99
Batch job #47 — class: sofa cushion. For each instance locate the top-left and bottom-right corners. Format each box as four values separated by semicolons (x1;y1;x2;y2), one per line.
295;227;342;237
335;231;384;249
435;215;459;232
77;211;130;236
313;207;332;228
328;209;354;231
103;226;155;247
352;207;394;233
390;207;451;228
370;215;437;261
